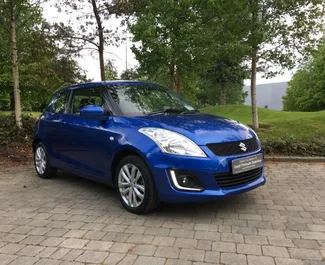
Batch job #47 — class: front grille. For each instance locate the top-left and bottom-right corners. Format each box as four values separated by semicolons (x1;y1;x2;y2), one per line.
207;138;259;156
215;167;263;189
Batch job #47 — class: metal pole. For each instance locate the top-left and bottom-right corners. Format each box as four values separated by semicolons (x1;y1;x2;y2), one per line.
125;29;128;72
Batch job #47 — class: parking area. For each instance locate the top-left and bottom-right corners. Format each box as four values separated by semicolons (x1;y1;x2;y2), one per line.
0;162;324;265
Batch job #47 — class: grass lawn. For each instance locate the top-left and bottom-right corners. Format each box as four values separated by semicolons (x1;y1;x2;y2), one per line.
0;111;41;117
201;105;325;141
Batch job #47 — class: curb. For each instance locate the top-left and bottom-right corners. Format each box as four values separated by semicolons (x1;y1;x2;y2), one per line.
265;156;325;162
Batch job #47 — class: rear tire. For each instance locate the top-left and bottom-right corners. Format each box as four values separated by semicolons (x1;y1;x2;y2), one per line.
115;155;159;214
34;143;57;179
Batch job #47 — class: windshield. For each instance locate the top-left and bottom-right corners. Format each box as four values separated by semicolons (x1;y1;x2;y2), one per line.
108;84;197;116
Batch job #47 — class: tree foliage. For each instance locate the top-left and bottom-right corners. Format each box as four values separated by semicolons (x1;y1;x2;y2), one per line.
283;42;325;111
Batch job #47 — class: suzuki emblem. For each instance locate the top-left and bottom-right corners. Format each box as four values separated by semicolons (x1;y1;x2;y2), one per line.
239;142;247;152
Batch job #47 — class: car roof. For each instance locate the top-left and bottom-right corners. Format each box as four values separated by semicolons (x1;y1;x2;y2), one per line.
57;80;160;94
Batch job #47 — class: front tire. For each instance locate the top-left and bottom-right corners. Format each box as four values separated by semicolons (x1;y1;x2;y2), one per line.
115;155;159;214
34;143;57;179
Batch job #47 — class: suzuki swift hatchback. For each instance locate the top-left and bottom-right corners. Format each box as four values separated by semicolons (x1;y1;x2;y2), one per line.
33;81;265;214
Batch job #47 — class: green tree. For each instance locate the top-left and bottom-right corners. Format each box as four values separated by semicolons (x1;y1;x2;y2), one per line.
283;43;325;111
120;68;138;80
130;0;214;94
228;0;325;129
104;59;118;80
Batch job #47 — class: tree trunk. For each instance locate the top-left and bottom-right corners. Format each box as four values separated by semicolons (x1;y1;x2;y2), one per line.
169;63;175;90
91;0;105;81
176;66;181;95
220;82;227;105
250;49;259;130
10;0;22;128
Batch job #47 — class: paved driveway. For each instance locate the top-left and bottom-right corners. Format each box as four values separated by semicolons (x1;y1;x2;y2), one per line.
0;163;324;265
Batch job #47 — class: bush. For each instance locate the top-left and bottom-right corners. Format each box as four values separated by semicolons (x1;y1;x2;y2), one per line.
262;135;325;157
0;114;35;146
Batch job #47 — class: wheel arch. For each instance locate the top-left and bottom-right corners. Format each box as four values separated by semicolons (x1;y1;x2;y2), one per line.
110;146;152;188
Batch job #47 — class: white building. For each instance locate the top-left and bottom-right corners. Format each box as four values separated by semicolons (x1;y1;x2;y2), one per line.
244;82;288;110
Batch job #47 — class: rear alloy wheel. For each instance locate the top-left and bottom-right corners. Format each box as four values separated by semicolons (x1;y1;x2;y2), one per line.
116;156;159;214
34;143;57;179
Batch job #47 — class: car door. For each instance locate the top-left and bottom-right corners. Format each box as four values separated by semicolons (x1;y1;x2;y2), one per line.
61;86;114;180
41;90;70;166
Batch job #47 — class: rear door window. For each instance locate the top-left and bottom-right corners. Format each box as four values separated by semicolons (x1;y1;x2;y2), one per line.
46;91;69;114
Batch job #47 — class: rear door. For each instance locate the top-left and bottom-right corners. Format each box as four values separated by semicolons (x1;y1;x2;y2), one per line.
61;86;114;179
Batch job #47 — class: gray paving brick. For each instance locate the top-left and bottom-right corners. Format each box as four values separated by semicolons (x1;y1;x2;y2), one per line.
10;226;33;234
60;238;89;249
21;236;46;245
84;240;113;251
61;249;83;261
63;230;87;238
174;238;197;248
292;239;320;249
274;257;304;265
221;233;244;243
134;256;166;265
268;237;294;247
40;237;65;247
194;231;220;241
103;252;125;265
204;251;220;263
132;244;157;256
7;256;38;265
145;227;170;236
212;241;236;252
248;255;275;265
237;243;262;255
37;247;58;258
170;229;195;239
165;259;192;265
83;230;107;240
109;242;135;253
245;235;268;244
17;245;45;257
76;250;108;263
50;248;70;259
0;244;25;254
127;234;154;244
152;236;175;246
34;258;62;265
197;240;212;250
263;246;290;258
220;252;247;265
288;248;323;261
155;246;180;259
1;234;26;243
179;248;205;262
0;254;17;265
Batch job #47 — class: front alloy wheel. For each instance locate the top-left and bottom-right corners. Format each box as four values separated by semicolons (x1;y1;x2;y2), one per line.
116;156;159;214
34;143;56;179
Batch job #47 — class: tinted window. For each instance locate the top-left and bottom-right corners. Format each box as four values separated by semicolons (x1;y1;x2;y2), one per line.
70;87;106;114
108;84;195;116
46;91;68;114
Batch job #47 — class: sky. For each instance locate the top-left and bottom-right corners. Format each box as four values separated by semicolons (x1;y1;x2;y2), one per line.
43;3;293;86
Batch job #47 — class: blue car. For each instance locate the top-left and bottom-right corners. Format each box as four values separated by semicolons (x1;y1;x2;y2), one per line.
33;81;265;214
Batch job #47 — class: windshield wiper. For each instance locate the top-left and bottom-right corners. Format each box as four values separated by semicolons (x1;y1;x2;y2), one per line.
180;109;200;115
147;108;182;116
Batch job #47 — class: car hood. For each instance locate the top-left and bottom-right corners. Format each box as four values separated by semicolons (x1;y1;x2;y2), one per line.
132;114;256;145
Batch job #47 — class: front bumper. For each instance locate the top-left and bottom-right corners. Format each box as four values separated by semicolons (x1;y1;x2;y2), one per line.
147;147;265;203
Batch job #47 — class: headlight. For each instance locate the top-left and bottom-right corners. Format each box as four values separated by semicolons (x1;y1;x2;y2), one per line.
139;127;207;157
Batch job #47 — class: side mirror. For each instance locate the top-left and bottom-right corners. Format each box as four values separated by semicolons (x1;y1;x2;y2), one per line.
80;105;106;119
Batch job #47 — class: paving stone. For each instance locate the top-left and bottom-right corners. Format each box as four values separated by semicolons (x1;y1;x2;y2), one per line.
83;230;107;240
194;231;220;240
204;251;220;263
248;255;275;265
245;235;268;244
7;256;39;265
1;234;26;243
221;233;244;243
274;257;304;265
132;244;157;256
109;242;135;253
103;253;125;265
145;227;170;236
37;247;58;258
46;228;69;237
174;238;197;248
34;258;62;265
61;249;84;261
152;236;175;246
60;238;89;249
237;243;262;255
268;237;295;247
63;230;87;238
0;244;25;254
17;245;45;257
263;246;290;258
220;252;247;265
10;226;33;234
165;259;192;265
21;236;46;245
155;246;180;259
179;248;205;262
170;229;195;239
134;256;166;265
197;240;212;250
212;241;236;252
84;240;113;251
0;254;17;265
288;248;323;261
76;250;109;263
292;239;320;249
127;234;154;244
40;237;65;247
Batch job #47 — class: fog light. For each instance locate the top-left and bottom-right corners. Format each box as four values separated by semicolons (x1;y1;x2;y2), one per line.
169;170;204;192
